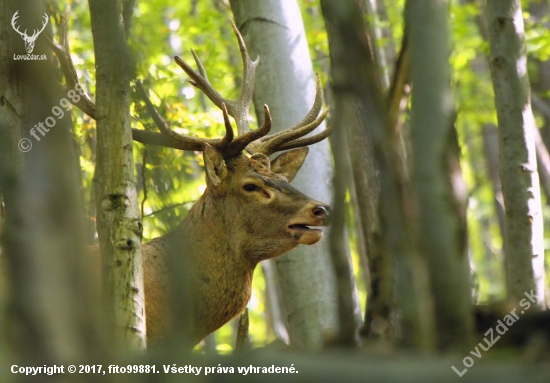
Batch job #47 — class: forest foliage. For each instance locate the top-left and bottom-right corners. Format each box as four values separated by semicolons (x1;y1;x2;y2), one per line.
31;0;550;352
0;0;550;360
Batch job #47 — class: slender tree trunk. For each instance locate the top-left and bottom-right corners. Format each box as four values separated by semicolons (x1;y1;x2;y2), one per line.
321;0;392;343
89;0;146;349
261;261;290;344
486;0;546;306
364;0;394;89
229;0;361;350
326;84;360;347
406;0;473;349
321;0;436;349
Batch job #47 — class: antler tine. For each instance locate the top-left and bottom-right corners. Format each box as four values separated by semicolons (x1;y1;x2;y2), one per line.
174;19;259;138
263;108;329;151
227;104;272;157
253;108;329;156
229;19;260;136
247;75;330;156
218;103;234;150
290;74;324;129
260;74;324;143
134;80;222;151
276;123;334;152
174;55;236;116
190;50;209;83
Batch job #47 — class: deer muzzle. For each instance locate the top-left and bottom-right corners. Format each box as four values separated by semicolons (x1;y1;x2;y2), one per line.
287;202;331;245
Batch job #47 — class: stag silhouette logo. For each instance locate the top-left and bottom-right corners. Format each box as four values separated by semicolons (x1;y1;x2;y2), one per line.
11;11;49;54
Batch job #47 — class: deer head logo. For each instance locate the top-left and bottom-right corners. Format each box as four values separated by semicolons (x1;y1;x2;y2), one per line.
11;11;49;54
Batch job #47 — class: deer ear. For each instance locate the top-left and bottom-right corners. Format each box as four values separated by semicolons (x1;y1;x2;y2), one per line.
270;147;309;182
204;144;227;187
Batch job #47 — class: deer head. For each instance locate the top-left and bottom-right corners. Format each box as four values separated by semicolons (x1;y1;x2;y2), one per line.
11;11;49;54
133;20;332;263
199;145;330;262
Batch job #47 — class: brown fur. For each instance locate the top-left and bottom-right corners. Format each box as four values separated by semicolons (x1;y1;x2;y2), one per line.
95;149;330;345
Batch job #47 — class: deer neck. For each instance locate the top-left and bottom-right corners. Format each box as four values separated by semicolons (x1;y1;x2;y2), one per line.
177;191;254;265
145;190;256;341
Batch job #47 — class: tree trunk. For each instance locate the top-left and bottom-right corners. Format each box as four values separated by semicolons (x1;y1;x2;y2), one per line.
528;0;550;149
229;0;361;350
405;0;473;349
321;0;391;344
261;261;290;344
89;0;146;348
0;0;106;365
321;0;436;349
486;0;546;306
364;0;394;89
326;78;360;347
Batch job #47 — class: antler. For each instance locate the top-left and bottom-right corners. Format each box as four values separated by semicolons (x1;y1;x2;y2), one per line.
134;80;272;159
246;75;332;156
174;20;259;137
164;19;330;158
50;15;331;159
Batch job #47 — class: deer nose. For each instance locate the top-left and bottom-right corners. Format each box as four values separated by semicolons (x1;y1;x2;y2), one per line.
313;205;329;220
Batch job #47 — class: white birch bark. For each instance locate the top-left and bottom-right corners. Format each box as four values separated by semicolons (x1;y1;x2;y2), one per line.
486;0;546;306
89;0;147;348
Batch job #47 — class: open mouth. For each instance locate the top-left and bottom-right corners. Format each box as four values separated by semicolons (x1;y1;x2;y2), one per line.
288;224;321;231
287;223;323;245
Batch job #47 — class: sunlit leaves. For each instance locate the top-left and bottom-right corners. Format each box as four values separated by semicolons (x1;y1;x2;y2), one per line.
55;0;550;350
524;12;550;61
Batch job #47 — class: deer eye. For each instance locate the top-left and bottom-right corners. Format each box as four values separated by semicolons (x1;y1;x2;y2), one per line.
243;183;261;192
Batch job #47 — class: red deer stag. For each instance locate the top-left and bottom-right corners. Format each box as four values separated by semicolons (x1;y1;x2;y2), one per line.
53;21;332;345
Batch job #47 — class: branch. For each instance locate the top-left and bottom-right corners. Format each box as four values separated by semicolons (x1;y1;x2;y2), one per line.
48;9;96;119
387;32;410;134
